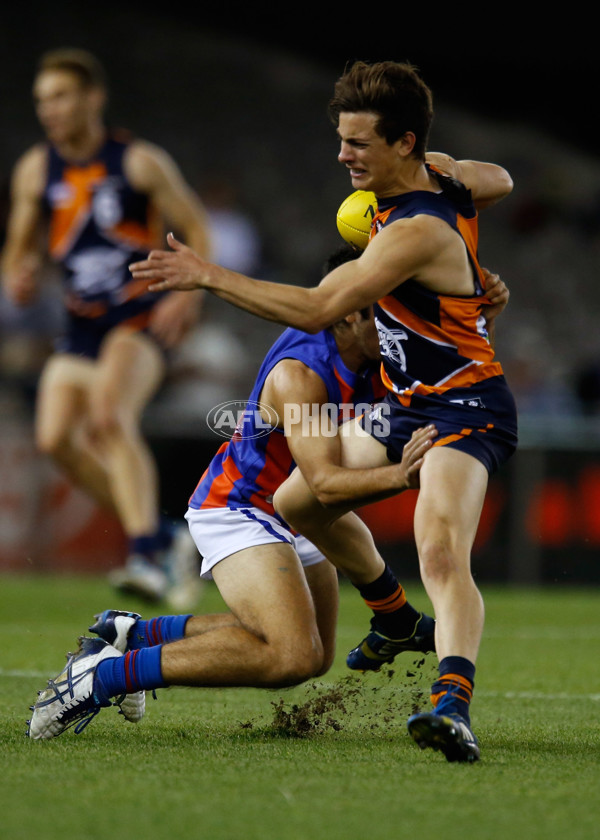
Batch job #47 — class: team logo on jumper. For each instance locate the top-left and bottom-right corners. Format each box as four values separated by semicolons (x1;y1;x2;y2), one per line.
206;400;279;440
376;320;408;371
92;178;124;229
47;182;75;208
66;246;129;296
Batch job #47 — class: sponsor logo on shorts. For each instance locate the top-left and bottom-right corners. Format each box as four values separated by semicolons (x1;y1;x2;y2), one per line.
449;397;486;409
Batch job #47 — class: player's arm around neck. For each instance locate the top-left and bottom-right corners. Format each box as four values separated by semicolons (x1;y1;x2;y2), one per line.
426;152;513;209
455;160;513;208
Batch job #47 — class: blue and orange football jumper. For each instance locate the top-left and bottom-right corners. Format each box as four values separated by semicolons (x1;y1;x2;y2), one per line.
189;326;384;525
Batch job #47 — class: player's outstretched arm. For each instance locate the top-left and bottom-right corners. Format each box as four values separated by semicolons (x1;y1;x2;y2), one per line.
130;233;324;330
130;217;433;333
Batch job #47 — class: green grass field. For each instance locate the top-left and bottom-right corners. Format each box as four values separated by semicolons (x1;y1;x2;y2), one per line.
1;573;599;840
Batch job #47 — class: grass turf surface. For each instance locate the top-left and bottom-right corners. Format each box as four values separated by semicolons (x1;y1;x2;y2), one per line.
1;574;599;840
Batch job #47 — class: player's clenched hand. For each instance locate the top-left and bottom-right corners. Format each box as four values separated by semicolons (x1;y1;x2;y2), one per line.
148;288;203;348
129;232;210;292
398;424;437;489
481;267;509;322
3;254;41;306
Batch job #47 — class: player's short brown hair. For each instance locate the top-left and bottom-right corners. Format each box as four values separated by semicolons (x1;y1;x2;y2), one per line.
328;60;434;160
36;48;107;90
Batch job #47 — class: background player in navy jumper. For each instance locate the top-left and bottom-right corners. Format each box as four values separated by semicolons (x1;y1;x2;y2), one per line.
1;48;211;603
129;60;517;762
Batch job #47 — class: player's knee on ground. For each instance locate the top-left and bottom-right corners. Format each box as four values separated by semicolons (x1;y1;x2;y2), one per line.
264;638;325;687
313;647;335;678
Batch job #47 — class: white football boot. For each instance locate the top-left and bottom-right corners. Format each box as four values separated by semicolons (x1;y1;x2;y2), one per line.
27;637;122;740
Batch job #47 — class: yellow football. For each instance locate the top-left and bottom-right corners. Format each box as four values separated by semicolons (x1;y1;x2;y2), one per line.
336;190;378;250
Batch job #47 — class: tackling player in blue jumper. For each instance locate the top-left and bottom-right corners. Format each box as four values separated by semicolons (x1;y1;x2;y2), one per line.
27;247;444;738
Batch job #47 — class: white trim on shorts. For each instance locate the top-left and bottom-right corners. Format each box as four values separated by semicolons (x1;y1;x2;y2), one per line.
185;505;325;580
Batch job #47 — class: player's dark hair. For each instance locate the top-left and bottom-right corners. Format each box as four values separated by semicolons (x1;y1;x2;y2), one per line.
37;48;108;90
322;245;360;276
322;246;371;321
328;60;433;160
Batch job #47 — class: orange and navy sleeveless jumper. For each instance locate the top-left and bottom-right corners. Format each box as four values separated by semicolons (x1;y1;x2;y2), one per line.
363;165;518;474
189;327;383;528
41;132;163;358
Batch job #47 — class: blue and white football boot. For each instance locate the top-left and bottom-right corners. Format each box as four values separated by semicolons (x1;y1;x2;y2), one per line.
27;637;123;740
89;609;141;653
87;609;146;724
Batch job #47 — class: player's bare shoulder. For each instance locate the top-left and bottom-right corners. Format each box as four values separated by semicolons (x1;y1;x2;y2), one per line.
388;212;456;245
365;212;455;275
123;139;181;193
365;212;472;294
261;358;328;428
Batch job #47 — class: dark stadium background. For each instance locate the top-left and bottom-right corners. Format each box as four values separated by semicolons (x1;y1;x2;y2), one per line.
2;5;596;154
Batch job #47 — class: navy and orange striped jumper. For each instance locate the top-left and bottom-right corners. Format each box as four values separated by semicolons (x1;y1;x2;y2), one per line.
364;165;518;473
41;131;164;357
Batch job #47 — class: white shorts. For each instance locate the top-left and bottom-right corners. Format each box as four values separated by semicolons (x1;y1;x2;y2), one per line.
185;506;326;581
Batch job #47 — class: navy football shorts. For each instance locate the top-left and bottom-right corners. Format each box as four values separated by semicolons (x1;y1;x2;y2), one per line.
360;375;518;475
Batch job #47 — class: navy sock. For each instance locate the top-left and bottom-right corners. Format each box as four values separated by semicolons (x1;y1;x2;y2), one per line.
157;517;175;549
130;518;175;561
129;615;191;649
431;655;475;724
94;646;167;702
355;565;421;637
130;534;161;561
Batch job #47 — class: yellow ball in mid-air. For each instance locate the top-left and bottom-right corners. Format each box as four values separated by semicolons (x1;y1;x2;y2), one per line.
336;189;377;250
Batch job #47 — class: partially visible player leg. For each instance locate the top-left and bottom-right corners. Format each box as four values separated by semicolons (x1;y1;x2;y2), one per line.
407;445;488;763
296;542;339;676
163;523;205;611
89;327;170;600
160;543;326;686
90;545;338;670
29;540;334;738
35;354;117;513
92;326;164;536
275;418;435;671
